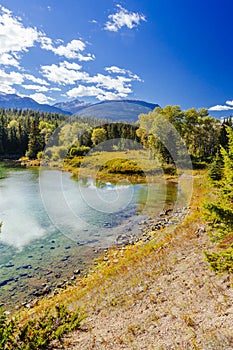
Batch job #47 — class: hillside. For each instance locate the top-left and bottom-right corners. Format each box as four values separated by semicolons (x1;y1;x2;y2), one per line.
0;93;71;115
75;99;159;122
53;99;91;114
0;94;158;122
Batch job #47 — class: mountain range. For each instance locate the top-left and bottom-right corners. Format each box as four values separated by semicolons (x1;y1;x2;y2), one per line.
74;100;159;122
0;93;159;122
0;92;71;115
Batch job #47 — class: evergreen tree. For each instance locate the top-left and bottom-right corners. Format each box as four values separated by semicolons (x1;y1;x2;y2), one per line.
205;126;233;273
26;118;43;159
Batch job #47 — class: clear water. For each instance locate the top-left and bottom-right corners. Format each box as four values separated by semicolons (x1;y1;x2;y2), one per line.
0;163;180;308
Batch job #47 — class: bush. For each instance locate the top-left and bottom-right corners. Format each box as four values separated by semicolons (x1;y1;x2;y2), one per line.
162;164;177;176
100;158;144;175
0;305;85;349
204;248;233;273
68;146;90;158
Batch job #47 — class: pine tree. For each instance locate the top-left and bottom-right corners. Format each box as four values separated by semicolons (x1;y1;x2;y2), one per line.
26;118;43;159
204;126;233;273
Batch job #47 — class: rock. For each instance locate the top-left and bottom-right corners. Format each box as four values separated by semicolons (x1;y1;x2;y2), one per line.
5;263;14;268
61;255;70;262
34;285;51;296
4;310;10;315
164;208;173;215
16;264;32;270
74;269;81;275
19;273;28;278
0;277;17;287
65;246;71;250
195;226;206;237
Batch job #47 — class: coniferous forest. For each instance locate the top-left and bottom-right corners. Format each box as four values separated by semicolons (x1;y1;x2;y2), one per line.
0;105;232;167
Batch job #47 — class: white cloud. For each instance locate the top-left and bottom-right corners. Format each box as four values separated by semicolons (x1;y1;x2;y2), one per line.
60;61;82;70
209;105;233;111
87;73;132;94
50;87;61;91
40;36;95;61
41;61;89;85
22;84;49;92
97;91;127;101
0;5;142;101
24;74;49;86
41;61;139;96
66;85;104;98
0;4;95;75
0;53;19;67
41;60;142;100
66;85;127;101
0;69;24;93
105;66;130;75
0;84;17;94
226;100;233;106
0;67;52;94
104;4;146;32
29;92;55;104
0;6;40;65
105;65;142;81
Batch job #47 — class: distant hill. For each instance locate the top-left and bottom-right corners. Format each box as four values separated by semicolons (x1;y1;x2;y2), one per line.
53;99;91;114
0;92;71;115
0;94;159;122
74;99;159;122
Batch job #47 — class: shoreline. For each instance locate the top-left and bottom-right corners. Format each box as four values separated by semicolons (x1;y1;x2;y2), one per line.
1;204;189;313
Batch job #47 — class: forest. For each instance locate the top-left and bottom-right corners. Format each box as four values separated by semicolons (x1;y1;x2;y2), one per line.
0;106;231;167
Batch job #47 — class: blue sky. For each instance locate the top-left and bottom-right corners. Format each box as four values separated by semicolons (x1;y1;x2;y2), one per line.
0;0;233;114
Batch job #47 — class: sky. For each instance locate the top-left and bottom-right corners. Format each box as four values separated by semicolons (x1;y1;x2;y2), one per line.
0;0;233;114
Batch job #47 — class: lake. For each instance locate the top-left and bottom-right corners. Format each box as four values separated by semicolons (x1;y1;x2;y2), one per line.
0;162;181;309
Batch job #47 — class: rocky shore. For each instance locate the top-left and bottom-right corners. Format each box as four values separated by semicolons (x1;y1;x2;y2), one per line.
19;207;190;310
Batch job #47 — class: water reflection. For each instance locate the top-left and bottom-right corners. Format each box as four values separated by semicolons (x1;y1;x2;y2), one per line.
0;167;179;250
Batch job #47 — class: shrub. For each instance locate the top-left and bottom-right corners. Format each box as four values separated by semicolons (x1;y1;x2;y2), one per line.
0;305;85;349
100;158;144;175
68;146;90;157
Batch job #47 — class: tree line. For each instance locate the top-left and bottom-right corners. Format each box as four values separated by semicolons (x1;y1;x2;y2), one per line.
136;106;229;166
0;106;232;164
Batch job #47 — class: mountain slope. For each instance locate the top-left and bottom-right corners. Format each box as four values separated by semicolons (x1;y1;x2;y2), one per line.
0;93;71;115
53;99;91;114
75;99;159;122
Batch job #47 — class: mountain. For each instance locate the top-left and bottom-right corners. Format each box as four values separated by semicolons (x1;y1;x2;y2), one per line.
53;99;91;114
74;99;159;122
0;93;159;122
0;92;71;115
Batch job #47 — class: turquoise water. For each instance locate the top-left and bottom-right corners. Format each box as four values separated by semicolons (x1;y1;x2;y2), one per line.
0;163;179;308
